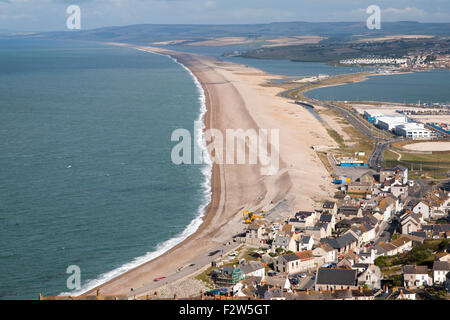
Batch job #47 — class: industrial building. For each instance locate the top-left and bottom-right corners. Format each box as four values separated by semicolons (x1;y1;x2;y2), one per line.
363;110;384;124
395;123;432;140
376;115;408;131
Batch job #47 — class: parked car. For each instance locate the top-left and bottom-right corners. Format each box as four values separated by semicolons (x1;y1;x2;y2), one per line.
154;277;166;282
208;250;220;256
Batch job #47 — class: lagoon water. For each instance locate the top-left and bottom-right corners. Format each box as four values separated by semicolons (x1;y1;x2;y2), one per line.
0;39;209;299
305;70;450;104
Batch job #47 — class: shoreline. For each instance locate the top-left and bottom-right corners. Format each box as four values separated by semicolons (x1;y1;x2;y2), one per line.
79;43;336;298
80;44;227;297
75;45;419;297
64;45;214;297
299;69;450;105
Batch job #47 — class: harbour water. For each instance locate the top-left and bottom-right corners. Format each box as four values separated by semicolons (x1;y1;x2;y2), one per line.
305;70;450;104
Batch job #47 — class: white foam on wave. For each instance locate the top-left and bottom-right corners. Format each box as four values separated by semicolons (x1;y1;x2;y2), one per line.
59;47;212;297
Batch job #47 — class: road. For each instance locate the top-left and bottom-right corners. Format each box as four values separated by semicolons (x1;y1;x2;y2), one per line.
292;272;316;291
322;103;406;170
281;92;404;171
373;218;399;246
315;102;406;170
129;241;242;298
323;103;390;141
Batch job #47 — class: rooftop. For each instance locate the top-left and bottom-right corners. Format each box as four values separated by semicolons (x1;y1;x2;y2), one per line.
316;268;357;286
403;265;428;275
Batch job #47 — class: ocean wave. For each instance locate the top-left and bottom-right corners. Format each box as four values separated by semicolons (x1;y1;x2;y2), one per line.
59;47;212;297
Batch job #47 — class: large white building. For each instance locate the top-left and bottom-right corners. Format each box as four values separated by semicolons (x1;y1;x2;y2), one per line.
395;123;431;140
377;115;408;131
363;109;384;120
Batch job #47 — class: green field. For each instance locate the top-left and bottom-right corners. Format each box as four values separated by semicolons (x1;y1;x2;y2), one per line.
239;38;450;63
383;148;450;179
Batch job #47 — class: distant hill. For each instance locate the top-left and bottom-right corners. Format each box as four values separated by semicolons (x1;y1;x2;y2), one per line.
11;21;450;44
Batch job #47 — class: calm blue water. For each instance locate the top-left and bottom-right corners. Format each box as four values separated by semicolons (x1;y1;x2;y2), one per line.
0;39;208;299
164;44;371;78
305;70;450;104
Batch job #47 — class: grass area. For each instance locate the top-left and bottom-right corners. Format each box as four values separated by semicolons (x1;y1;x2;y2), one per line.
338;125;375;162
317;151;334;173
315;102;377;162
383;147;450;179
375;239;449;270
326;128;345;147
381;265;402;277
195;265;217;288
240;248;262;262
240;38;450;63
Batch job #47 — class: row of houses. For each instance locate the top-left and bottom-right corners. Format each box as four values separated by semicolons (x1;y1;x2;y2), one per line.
209;162;449;300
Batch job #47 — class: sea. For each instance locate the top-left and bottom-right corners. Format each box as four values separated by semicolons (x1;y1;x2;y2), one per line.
1;39;449;300
0;39;210;299
305;69;450;105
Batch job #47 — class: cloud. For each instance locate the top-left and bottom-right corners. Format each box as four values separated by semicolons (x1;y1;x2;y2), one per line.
0;1;450;32
383;7;427;17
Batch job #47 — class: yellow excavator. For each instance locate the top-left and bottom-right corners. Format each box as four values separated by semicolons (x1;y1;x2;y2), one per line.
243;210;265;224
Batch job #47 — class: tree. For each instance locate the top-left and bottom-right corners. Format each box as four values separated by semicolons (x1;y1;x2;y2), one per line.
438;239;449;252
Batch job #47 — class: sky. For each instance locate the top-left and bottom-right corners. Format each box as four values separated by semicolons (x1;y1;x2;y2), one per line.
0;0;449;32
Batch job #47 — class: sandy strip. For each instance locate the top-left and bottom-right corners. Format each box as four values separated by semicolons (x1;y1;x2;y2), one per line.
82;43;335;297
403;141;450;152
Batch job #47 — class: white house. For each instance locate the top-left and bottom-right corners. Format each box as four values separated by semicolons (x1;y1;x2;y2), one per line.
274;251;317;274
400;213;421;235
240;261;266;280
433;261;450;285
245;223;264;246
272;234;297;253
312;243;336;263
403;265;430;288
289;211;318;229
412;201;430;220
359;249;376;264
356;264;382;289
376;196;396;222
298;235;314;251
351;224;376;244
